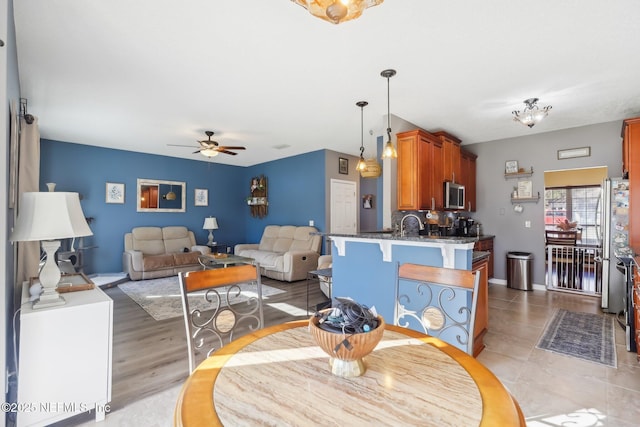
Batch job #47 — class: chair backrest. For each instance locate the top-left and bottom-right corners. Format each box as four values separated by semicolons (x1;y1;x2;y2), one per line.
178;263;264;373
394;263;480;355
545;230;577;246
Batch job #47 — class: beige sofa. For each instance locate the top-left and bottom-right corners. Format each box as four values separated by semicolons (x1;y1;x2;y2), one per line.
123;226;210;281
234;225;321;282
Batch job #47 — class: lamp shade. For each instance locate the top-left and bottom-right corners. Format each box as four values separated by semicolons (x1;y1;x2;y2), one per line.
203;217;219;230
10;192;93;242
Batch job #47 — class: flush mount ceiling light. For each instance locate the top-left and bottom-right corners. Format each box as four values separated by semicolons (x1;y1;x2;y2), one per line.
355;101;368;174
291;0;383;25
512;98;552;128
381;69;398;159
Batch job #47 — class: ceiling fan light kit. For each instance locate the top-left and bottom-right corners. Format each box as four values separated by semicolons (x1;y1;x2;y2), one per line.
168;130;246;159
291;0;384;25
512;98;552;128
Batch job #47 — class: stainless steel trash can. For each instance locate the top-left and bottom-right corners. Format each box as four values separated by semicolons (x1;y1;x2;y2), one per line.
507;252;533;290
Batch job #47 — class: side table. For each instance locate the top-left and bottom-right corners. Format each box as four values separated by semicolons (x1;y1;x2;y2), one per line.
306;268;332;315
207;243;230;254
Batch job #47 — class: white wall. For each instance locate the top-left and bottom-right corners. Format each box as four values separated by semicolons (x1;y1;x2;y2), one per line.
465;120;623;286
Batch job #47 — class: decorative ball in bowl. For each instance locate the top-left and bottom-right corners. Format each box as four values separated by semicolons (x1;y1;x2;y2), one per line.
309;312;385;377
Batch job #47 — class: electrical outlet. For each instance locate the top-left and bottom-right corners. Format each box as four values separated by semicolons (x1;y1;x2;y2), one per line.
227;246;231;254
525;220;531;228
309;220;314;226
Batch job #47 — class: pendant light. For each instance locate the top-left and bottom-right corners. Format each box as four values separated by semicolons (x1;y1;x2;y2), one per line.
381;69;397;159
355;101;368;173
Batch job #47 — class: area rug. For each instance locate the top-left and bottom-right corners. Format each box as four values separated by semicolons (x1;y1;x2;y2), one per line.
118;275;285;321
536;309;617;368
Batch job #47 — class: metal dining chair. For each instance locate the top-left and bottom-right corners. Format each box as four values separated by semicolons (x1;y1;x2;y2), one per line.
394;262;480;355
178;263;264;373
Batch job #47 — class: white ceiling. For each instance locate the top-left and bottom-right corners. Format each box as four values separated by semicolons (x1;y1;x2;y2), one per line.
13;0;640;167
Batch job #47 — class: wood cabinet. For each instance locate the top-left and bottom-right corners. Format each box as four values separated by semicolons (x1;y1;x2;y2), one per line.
397;129;476;212
624;117;640;247
460;149;477;211
434;131;462;184
472;257;489;357
18;283;113;426
397;129;443;210
474;237;494;279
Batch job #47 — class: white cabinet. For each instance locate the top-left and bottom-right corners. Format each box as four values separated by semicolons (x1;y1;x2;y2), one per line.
17;284;113;427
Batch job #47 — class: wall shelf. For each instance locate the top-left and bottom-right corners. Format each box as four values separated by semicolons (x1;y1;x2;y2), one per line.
504;167;533;179
511;193;540;204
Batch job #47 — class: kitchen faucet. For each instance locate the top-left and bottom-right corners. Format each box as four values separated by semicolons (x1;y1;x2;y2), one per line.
400;213;425;237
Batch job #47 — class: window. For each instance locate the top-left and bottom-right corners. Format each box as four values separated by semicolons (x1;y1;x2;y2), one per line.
544;185;601;241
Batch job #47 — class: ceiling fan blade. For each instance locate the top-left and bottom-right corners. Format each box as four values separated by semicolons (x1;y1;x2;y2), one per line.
218;146;246;150
218;150;238;155
193;149;202;154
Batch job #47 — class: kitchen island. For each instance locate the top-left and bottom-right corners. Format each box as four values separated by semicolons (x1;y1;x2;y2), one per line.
326;232;489;355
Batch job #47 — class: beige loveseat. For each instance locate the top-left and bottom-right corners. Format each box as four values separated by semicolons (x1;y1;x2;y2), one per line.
234;225;321;282
123;226;210;281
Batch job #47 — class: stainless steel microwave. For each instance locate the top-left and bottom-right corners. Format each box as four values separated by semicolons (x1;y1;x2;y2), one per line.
444;181;465;210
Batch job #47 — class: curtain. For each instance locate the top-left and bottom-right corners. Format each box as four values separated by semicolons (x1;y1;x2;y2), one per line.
14;112;40;286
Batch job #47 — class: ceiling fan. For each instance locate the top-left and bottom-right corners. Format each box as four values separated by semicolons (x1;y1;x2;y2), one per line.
169;131;246;157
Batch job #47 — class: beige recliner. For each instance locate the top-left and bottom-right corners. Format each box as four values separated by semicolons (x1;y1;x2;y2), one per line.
234;225;321;282
123;226;210;281
317;255;332;298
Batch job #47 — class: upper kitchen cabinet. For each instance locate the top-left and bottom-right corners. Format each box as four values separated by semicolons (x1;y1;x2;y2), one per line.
397;129;443;210
434;131;462;184
460;149;477;211
623;117;640;247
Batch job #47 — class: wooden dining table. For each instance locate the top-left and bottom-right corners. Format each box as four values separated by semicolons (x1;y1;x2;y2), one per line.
174;320;525;426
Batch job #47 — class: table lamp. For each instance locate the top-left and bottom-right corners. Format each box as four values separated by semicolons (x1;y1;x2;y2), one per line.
203;216;218;246
10;192;93;309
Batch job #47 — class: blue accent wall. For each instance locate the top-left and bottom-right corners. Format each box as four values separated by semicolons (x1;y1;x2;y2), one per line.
40;140;327;275
243;150;326;244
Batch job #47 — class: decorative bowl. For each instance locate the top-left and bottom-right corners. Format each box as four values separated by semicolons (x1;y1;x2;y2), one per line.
309;312;385;377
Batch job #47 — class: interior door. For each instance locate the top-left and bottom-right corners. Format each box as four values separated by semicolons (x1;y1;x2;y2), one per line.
330;179;357;234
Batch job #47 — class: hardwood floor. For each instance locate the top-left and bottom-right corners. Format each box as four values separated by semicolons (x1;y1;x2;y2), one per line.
56;279;640;426
52;276;328;426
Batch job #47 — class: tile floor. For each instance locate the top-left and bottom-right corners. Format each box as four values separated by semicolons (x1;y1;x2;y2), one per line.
76;284;640;426
477;284;640;426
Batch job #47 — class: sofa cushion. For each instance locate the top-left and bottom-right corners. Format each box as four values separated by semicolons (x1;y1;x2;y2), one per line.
290;226;318;251
173;251;201;265
163;226;194;253
143;254;176;270
259;225;294;252
131;227;166;255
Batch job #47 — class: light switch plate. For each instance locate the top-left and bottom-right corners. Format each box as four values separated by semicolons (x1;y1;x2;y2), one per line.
525;220;531;228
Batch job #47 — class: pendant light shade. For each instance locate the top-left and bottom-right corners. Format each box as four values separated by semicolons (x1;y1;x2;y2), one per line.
381;69;397;159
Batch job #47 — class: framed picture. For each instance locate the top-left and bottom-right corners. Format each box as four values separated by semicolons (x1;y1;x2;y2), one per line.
363;194;374;209
558;146;591;160
194;188;208;206
517;180;533;198
505;160;519;174
105;182;125;204
339;157;349;175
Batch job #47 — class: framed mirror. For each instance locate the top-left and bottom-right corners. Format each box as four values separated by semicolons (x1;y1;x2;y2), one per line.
137;178;186;212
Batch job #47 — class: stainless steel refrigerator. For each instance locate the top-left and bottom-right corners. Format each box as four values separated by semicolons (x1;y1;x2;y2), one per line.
600;177;631;315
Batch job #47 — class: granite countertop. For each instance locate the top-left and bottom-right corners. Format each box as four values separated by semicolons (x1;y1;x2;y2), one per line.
472;251;490;262
322;232;479;245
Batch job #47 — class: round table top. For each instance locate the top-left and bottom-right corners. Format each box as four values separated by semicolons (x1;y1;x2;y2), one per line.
175;320;524;426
